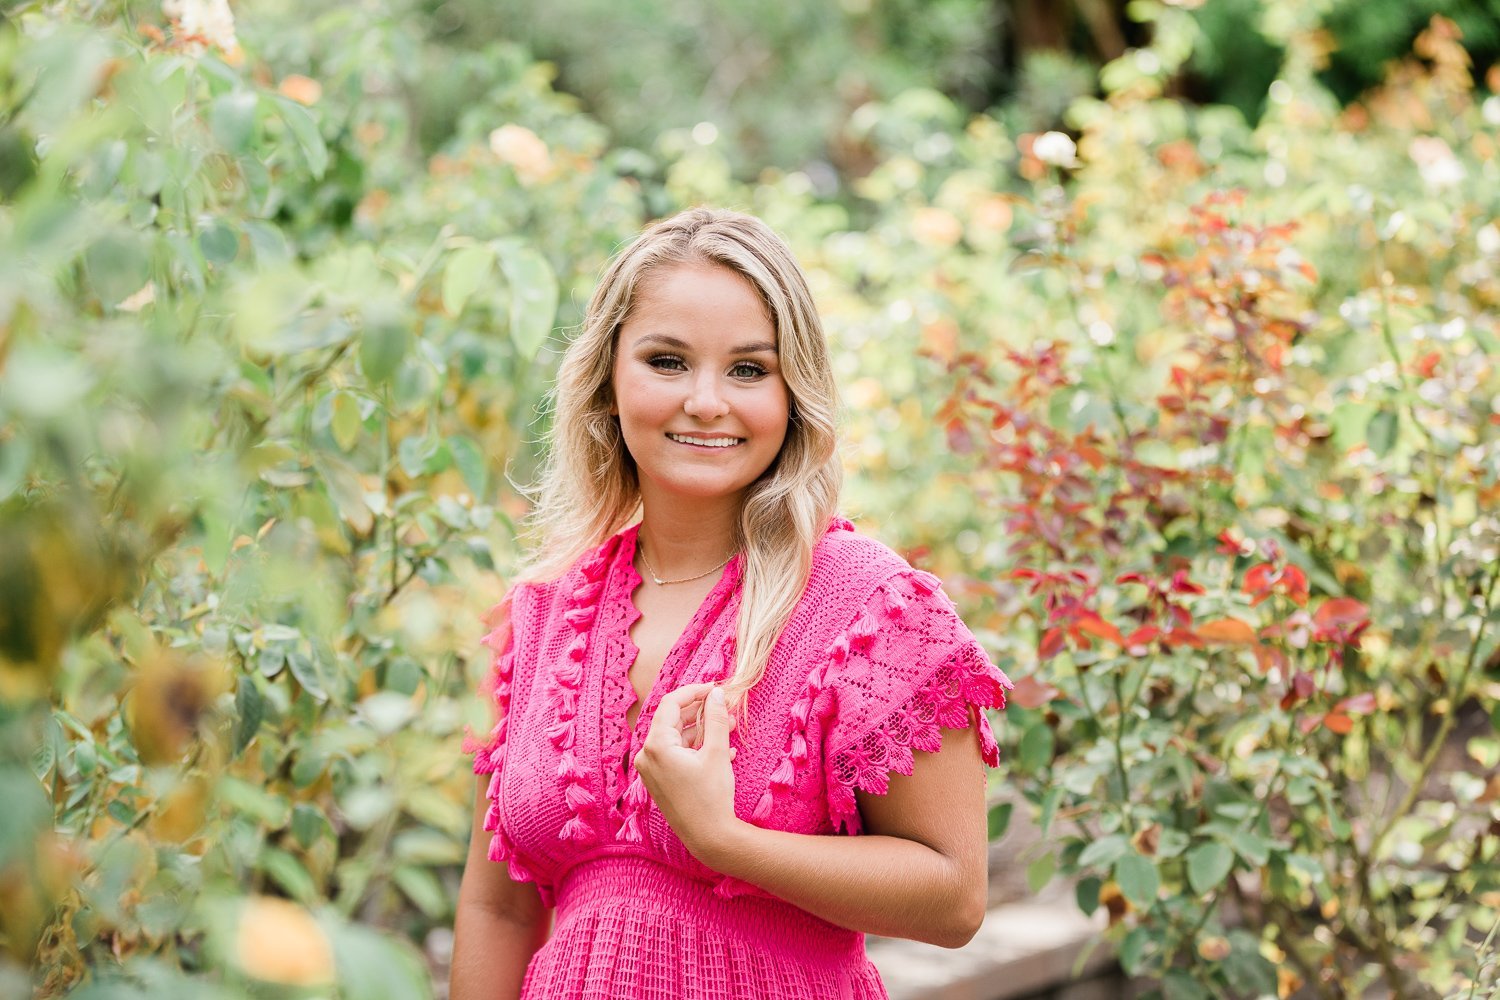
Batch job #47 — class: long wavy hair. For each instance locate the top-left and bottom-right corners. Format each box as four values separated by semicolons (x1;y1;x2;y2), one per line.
518;208;842;710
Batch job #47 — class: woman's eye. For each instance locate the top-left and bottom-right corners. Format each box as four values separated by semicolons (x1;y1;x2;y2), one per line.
647;355;687;371
730;362;768;379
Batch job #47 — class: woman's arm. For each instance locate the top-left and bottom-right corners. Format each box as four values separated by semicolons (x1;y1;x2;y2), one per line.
450;776;551;1000
634;685;990;948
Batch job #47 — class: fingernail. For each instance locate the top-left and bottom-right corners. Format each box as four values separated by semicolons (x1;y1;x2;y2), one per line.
710;687;725;704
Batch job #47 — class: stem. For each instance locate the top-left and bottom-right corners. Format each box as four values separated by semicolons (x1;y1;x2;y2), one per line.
380;387;397;598
1467;911;1500;1000
1369;559;1499;855
1073;661;1134;835
1265;898;1340;1000
1349;839;1410;1000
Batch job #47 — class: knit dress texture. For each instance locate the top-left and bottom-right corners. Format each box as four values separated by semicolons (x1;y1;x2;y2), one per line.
464;519;1013;999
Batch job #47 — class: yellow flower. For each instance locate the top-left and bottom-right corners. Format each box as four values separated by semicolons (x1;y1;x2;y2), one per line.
234;897;336;986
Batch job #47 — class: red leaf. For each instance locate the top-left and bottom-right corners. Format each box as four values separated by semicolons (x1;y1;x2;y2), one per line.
1298;715;1322;735
1292;671;1316;699
1010;674;1062;709
1412;351;1441;378
1337;692;1377;715
1038;628;1066;659
1123;625;1161;647
1313;597;1369;629
1282;565;1309;606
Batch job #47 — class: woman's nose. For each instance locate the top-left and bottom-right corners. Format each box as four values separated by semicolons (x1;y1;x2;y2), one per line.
682;372;729;419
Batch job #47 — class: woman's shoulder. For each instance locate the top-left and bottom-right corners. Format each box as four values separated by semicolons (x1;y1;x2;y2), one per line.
809;517;920;590
505;525;637;623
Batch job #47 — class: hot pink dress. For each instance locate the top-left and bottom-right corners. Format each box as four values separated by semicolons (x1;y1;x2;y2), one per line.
465;519;1012;999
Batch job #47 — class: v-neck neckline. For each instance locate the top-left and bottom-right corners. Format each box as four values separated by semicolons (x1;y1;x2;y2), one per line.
607;524;743;810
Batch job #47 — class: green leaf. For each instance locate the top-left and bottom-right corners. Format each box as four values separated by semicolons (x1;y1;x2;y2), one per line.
198;220;239;266
288;651;328;702
1113;851;1159;910
217;776;291;829
1037;786;1061;837
986;801;1013;841
210;90;260;154
327;921;433;1000
442;245;494;316
1017;721;1054;774
1187;841;1234;895
0;766;53;867
1077;833;1128;869
393;828;464;865
1076;875;1101;916
84;233;151;307
1230;828;1271;867
1367;408;1398;457
234;675;263;756
1222;930;1278;994
274;96;328;179
393;865;449;919
497;242;558;358
292;803;331;850
1118;926;1150;976
259;845;317;903
449;434;489;498
331;391;362;451
1162;969;1210;1000
359;309;410;386
1026;851;1056;893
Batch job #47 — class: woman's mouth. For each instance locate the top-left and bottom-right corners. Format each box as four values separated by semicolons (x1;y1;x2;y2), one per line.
666;433;744;449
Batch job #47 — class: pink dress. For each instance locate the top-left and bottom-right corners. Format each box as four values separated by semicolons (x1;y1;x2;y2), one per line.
465;519;1012;999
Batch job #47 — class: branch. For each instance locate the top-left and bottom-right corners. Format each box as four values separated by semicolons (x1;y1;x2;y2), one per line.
1370;560;1499;855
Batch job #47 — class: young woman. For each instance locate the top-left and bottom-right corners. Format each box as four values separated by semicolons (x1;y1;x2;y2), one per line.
451;208;1012;999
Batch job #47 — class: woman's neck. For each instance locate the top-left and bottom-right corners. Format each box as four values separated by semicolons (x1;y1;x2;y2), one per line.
635;491;741;580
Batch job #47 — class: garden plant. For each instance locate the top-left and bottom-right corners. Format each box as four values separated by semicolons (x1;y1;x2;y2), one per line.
0;1;1496;998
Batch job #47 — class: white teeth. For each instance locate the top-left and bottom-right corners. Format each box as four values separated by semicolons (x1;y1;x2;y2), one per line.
668;433;741;448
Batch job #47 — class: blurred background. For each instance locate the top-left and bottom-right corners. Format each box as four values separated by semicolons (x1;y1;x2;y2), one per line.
2;0;1499;997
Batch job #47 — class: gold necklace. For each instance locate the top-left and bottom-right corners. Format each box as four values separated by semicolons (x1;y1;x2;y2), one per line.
638;543;736;586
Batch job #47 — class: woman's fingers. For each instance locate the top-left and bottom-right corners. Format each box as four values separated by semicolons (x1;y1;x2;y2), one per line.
644;683;734;753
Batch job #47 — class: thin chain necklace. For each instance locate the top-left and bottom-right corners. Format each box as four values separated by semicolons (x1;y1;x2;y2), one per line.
638;541;736;586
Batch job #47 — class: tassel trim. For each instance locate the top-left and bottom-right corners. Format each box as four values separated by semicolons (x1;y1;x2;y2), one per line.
751;570;1013;832
544;538;618;845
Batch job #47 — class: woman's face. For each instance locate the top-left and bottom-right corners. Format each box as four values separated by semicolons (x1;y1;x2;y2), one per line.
611;262;790;509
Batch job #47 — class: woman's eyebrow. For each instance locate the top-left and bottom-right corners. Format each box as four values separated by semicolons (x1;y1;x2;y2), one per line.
634;333;777;355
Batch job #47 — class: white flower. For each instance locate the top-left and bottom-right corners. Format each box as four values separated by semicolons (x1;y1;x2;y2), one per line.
163;0;239;56
1032;131;1079;168
1409;136;1465;191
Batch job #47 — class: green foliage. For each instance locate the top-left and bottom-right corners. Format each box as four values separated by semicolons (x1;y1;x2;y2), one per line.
0;0;648;993
2;1;1499;998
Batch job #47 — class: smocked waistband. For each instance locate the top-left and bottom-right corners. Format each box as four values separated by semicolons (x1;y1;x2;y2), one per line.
553;853;864;963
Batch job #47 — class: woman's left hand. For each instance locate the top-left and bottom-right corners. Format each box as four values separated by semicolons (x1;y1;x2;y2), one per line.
634;683;739;860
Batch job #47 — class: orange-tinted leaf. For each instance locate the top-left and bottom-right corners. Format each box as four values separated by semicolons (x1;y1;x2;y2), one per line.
1313;597;1369;629
1196;618;1257;645
1011;674;1062;709
1323;710;1354;735
1253;643;1288;674
1076;615;1125;645
1039;627;1066;659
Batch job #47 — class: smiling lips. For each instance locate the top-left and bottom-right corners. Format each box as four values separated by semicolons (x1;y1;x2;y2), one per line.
666;432;744;449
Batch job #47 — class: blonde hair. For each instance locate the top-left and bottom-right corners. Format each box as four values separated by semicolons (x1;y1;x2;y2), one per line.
519;208;842;710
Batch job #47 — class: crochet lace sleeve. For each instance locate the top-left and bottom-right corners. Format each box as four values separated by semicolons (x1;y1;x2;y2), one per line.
817;570;1012;835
